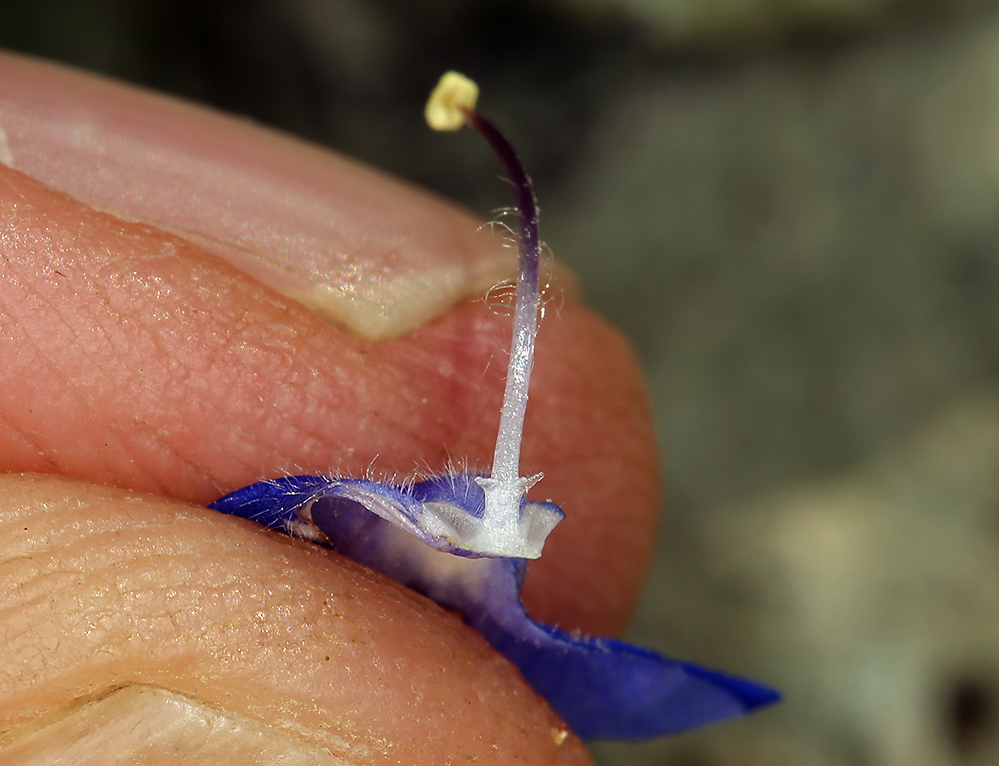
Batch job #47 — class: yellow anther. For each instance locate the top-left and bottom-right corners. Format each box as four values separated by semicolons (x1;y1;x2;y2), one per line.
425;71;479;131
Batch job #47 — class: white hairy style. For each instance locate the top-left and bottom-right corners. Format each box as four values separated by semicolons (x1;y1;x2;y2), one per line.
424;71;562;559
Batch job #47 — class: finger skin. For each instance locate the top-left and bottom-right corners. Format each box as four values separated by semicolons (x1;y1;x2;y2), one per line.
0;473;592;765
0;162;659;636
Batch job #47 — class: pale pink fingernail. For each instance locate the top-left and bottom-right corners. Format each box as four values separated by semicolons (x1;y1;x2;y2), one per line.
0;52;513;341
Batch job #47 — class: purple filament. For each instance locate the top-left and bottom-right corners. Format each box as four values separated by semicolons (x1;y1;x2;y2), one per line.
463;107;539;484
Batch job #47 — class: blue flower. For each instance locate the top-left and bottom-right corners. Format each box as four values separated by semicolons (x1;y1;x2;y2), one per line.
209;474;779;740
210;72;779;741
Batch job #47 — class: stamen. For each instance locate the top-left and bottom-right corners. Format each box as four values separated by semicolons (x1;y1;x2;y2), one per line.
426;71;551;557
424;71;479;131
210;76;781;737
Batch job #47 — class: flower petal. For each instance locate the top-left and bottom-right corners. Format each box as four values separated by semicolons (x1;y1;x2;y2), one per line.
209;476;779;740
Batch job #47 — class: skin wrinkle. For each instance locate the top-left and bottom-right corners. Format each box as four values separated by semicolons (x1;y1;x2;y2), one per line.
230;322;357;458
102;257;236;458
0;196;165;487
57;307;185;496
0;308;113;480
127;292;280;490
0;403;56;474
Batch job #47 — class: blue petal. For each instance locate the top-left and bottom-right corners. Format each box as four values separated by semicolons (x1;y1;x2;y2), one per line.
209;475;779;740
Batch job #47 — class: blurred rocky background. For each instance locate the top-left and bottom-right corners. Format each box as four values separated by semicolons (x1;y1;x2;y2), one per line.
3;0;999;763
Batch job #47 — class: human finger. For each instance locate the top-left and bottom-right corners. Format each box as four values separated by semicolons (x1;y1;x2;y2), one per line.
0;473;591;765
0;52;659;636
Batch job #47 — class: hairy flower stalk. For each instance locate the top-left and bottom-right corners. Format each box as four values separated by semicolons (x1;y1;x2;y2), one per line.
426;72;552;556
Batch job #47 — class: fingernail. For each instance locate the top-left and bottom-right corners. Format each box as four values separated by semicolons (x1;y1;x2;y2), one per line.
0;52;513;341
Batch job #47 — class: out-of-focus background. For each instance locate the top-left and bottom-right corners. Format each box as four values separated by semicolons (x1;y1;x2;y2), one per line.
3;1;998;763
